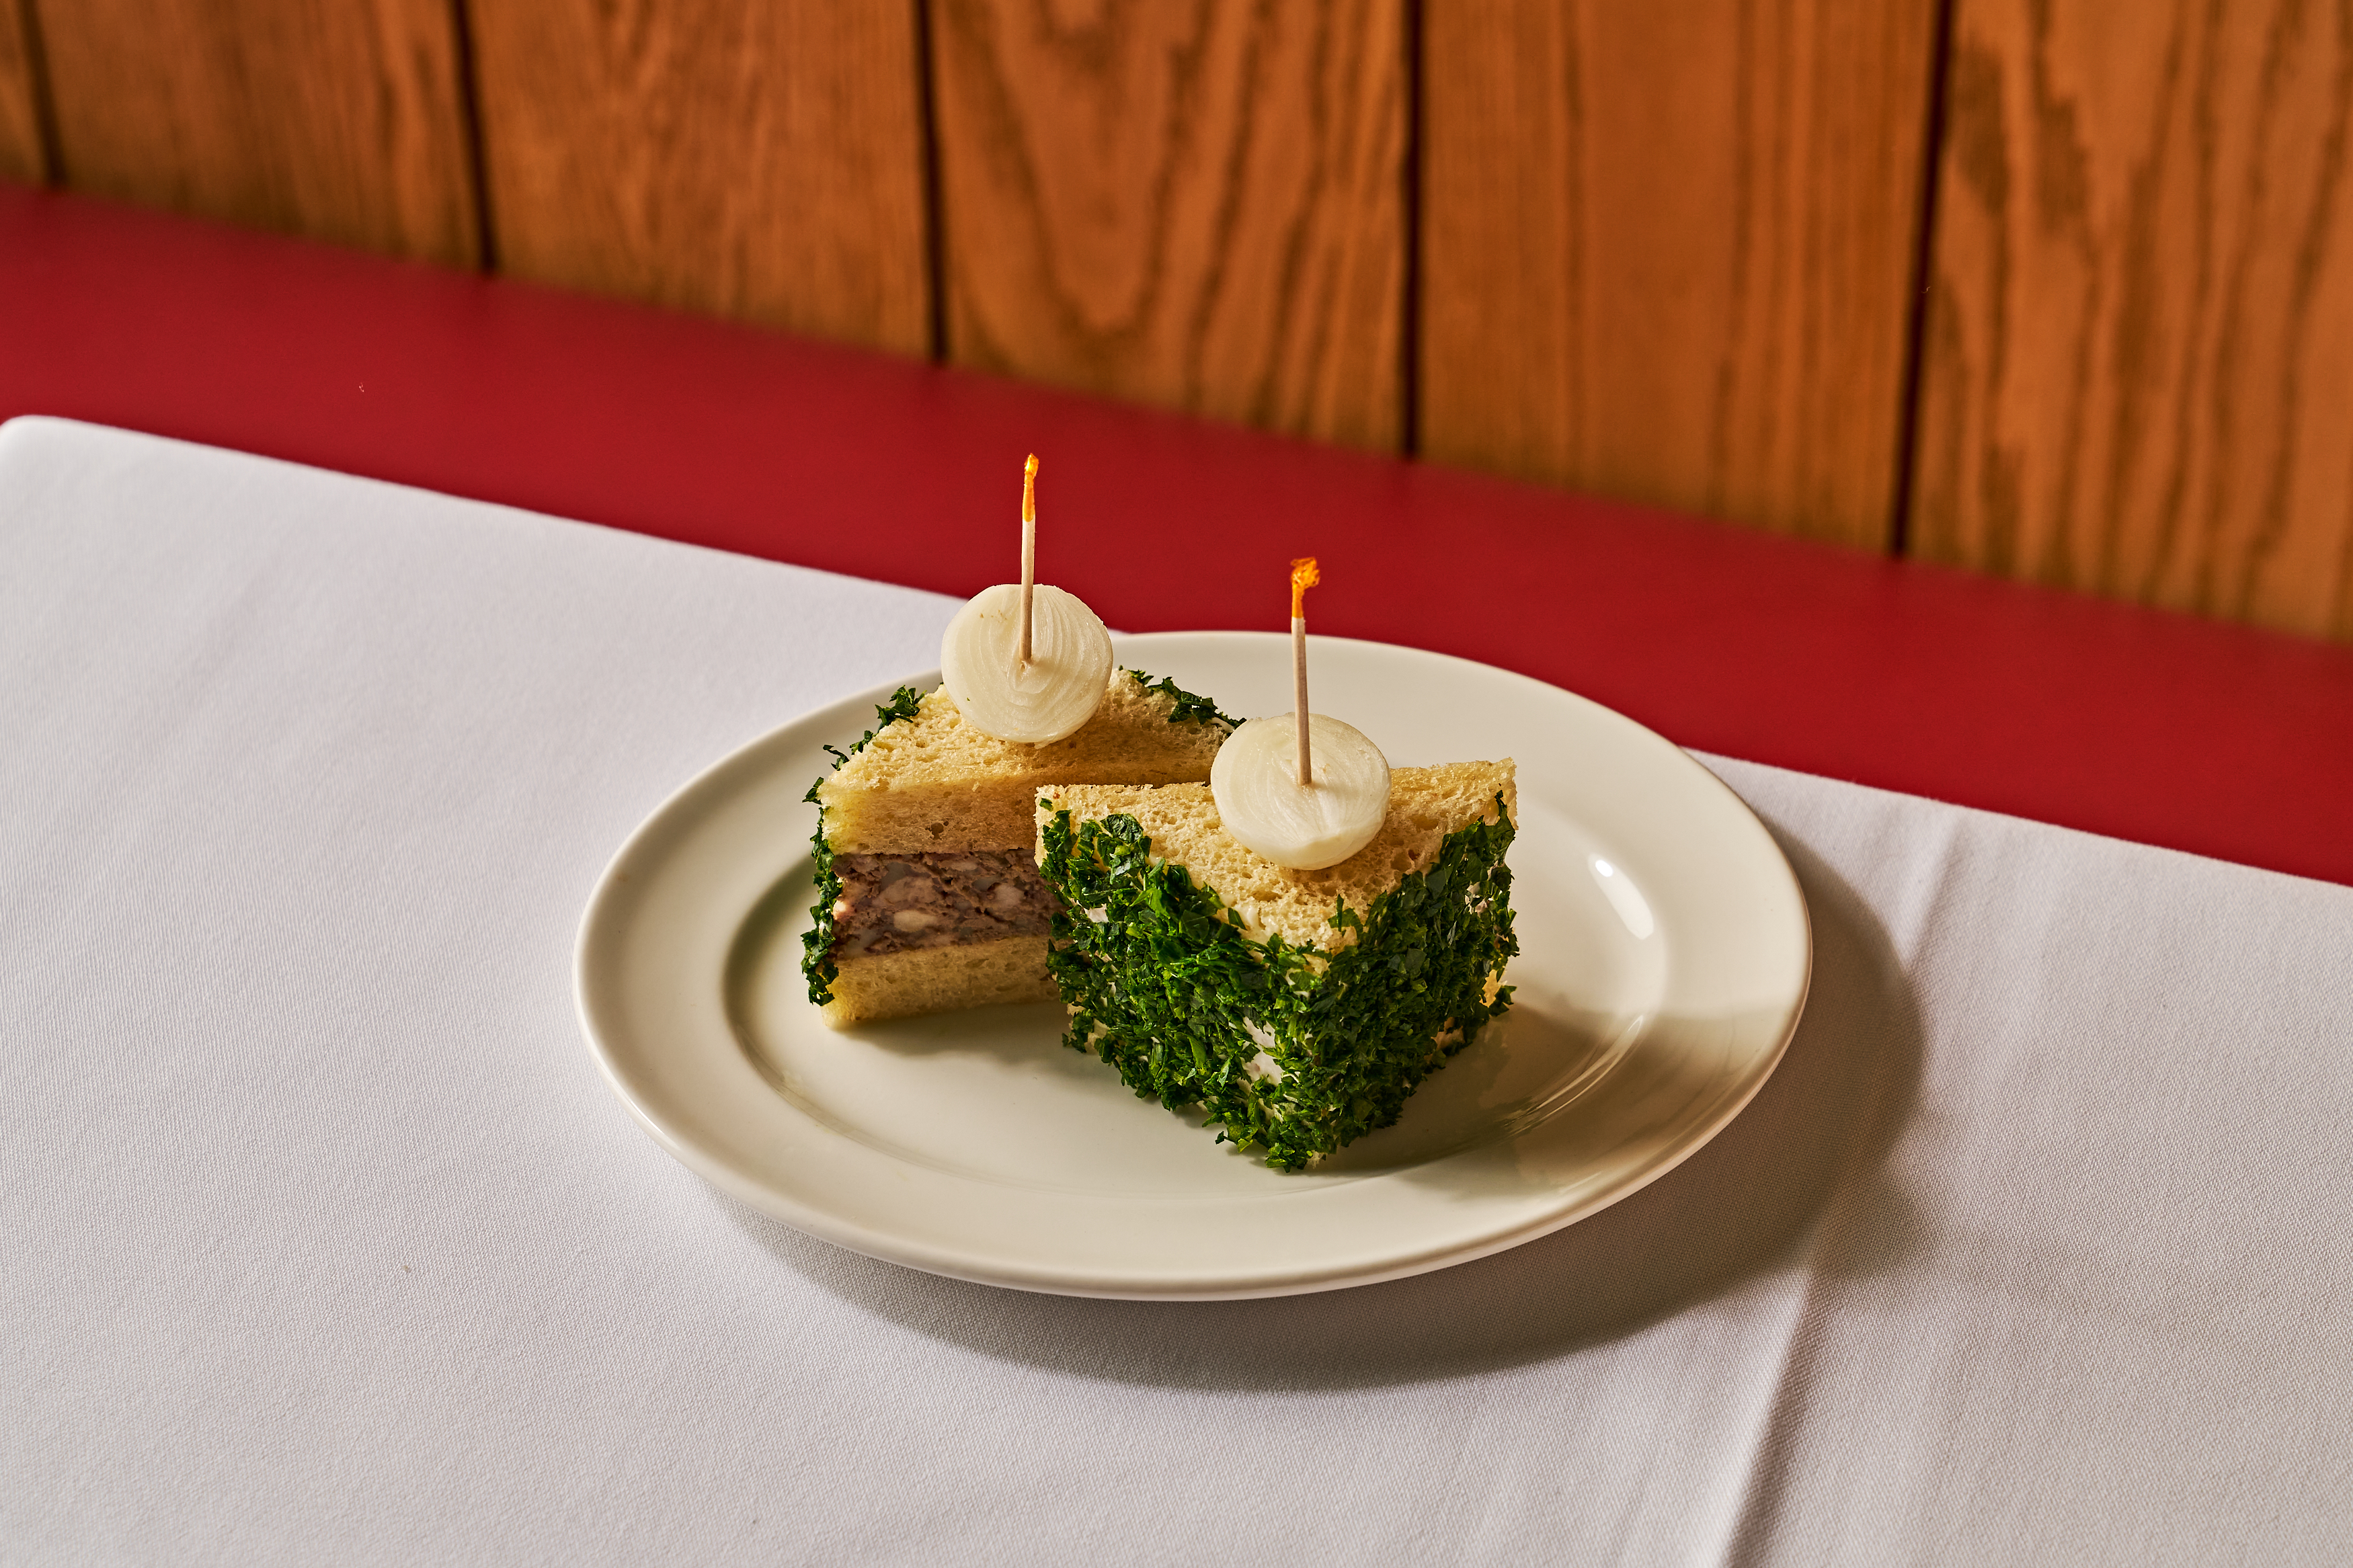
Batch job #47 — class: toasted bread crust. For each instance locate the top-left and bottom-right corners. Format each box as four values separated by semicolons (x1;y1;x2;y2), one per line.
820;671;1227;854
819;936;1059;1026
1038;761;1515;952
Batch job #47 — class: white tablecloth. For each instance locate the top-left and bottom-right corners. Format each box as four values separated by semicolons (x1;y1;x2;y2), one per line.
5;417;2349;1566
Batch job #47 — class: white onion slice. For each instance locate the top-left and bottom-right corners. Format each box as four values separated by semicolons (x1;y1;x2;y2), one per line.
1210;714;1390;870
939;583;1113;743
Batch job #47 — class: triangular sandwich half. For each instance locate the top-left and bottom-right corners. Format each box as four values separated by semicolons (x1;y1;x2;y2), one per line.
805;670;1232;1026
1035;761;1517;1168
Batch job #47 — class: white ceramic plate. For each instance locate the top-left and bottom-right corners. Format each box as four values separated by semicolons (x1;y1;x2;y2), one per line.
576;633;1810;1299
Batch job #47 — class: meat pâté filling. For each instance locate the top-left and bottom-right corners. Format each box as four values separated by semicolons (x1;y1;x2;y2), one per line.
826;850;1063;960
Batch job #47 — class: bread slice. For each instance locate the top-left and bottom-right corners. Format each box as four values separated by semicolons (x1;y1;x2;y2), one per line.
804;669;1231;1026
1035;761;1518;1169
819;939;1068;1022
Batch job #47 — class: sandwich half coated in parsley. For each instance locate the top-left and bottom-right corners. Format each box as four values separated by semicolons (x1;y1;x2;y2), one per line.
803;670;1235;1026
1035;761;1518;1170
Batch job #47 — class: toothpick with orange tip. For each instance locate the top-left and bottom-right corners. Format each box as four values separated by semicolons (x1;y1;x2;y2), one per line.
1211;556;1392;870
939;454;1113;743
1290;556;1318;786
1016;454;1039;669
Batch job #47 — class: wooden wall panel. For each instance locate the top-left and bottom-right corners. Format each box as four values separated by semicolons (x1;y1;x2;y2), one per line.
467;1;930;356
929;0;1407;451
0;0;46;186
1420;1;1942;550
1914;0;2353;641
36;0;479;265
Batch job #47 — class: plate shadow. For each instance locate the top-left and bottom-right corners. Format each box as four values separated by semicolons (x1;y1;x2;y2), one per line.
719;835;1923;1391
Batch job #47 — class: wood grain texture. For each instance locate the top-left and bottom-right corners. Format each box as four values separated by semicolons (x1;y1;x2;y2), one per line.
467;0;930;354
1915;0;2353;640
929;0;1408;451
36;0;479;265
1420;1;1942;549
0;0;46;186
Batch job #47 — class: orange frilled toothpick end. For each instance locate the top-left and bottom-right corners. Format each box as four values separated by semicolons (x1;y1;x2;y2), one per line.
1022;454;1039;523
1289;556;1320;620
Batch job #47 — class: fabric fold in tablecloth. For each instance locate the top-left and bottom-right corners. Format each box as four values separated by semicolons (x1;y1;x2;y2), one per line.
4;418;2348;1567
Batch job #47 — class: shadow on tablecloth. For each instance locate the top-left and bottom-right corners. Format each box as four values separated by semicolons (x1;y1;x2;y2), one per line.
721;835;1923;1391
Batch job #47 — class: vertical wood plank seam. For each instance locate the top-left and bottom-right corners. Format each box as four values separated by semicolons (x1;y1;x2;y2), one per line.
18;0;61;184
2329;3;2353;638
1269;0;1334;434
14;0;59;184
2122;6;2202;606
1891;0;1961;558
214;22;265;221
446;0;495;272
1705;0;1763;525
1744;0;1793;528
2189;0;2276;616
915;0;947;363
1400;0;1422;456
2231;0;2350;626
1559;9;1587;485
1131;15;1226;401
1959;43;2020;577
1176;4;1270;419
1231;5;1329;434
2026;3;2104;589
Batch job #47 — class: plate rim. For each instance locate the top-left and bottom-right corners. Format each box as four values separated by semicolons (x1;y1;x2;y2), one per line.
575;631;1812;1299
